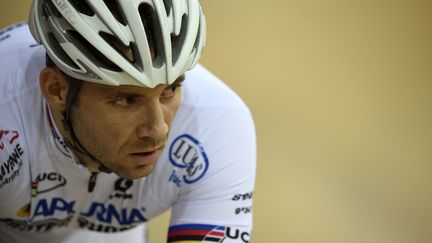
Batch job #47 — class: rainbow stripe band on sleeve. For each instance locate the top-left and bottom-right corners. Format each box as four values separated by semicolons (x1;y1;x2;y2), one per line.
168;224;226;242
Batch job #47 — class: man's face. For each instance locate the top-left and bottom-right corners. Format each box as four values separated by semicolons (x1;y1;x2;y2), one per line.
69;76;184;179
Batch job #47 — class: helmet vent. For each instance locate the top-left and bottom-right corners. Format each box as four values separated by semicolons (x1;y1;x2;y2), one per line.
43;1;62;19
193;21;202;51
171;15;188;65
162;0;173;16
69;0;95;16
103;0;127;25
99;31;135;63
67;30;121;71
139;3;165;68
46;33;79;70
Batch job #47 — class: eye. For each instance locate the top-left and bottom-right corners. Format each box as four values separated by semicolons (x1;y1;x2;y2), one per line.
113;95;138;108
161;83;182;98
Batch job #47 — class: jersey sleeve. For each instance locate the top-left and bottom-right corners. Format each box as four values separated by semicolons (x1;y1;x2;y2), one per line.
0;123;29;203
0;23;34;203
168;102;256;243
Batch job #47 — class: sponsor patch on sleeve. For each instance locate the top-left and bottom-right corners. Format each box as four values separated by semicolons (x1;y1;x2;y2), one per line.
168;224;251;243
168;134;209;186
0;129;24;189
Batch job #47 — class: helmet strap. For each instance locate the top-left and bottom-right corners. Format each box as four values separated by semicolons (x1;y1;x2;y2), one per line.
61;79;112;174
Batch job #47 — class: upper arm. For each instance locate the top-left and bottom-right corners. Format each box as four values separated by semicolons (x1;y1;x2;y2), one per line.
0;116;29;203
0;100;29;203
168;104;256;243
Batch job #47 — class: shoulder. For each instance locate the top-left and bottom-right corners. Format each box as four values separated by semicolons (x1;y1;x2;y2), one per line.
0;22;45;105
174;63;256;150
168;64;256;191
182;64;248;110
0;22;32;46
164;66;256;231
0;23;43;200
178;64;254;134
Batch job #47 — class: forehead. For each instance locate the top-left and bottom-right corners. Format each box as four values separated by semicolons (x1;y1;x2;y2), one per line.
81;82;163;96
78;74;185;97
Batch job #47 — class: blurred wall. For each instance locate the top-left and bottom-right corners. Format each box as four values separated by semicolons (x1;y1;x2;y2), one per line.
2;1;432;243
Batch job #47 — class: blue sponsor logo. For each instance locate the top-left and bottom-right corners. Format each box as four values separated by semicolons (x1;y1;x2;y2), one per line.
32;198;147;226
81;202;147;225
169;134;209;185
33;198;76;218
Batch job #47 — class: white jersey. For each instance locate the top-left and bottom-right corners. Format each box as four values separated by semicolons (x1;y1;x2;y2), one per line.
0;23;256;243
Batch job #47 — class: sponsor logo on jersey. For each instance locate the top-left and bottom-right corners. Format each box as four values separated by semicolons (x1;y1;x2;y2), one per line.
232;192;254;201
32;172;67;197
31;197;148;226
78;201;147;232
168;134;209;186
234;206;252;215
232;191;254;215
0;216;73;233
16;203;31;218
168;224;251;243
109;178;134;199
0;130;19;150
78;216;137;233
33;198;76;218
0;133;24;189
81;202;147;226
2;197;149;233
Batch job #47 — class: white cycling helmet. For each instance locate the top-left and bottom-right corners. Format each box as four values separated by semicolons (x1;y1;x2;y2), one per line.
28;0;206;88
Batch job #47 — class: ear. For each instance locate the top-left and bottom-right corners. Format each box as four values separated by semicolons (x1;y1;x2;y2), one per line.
39;67;69;112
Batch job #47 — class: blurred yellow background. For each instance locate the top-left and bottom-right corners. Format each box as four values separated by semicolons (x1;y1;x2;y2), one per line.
1;1;432;242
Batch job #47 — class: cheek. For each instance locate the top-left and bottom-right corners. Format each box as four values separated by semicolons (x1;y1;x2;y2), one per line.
77;105;129;142
104;124;124;141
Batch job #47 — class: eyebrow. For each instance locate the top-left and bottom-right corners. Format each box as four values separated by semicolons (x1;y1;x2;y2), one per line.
106;74;186;98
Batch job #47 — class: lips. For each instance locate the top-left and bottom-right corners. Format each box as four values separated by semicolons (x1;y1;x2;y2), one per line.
129;146;164;166
130;151;155;156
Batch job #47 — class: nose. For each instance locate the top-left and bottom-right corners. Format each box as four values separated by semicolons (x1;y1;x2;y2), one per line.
136;100;169;139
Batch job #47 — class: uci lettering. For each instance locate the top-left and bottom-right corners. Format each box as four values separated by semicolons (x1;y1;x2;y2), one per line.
36;172;66;183
226;227;251;243
33;172;67;196
81;202;147;226
33;198;76;217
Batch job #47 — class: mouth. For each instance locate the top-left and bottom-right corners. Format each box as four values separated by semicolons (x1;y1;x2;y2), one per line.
129;146;164;166
130;151;156;156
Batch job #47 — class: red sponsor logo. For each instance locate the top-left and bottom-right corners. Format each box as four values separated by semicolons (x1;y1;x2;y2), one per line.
0;130;20;150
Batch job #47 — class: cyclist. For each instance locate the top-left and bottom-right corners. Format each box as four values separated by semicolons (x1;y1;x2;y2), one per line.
0;0;256;242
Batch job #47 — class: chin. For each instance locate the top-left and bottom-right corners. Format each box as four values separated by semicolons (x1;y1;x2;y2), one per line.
113;164;156;179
